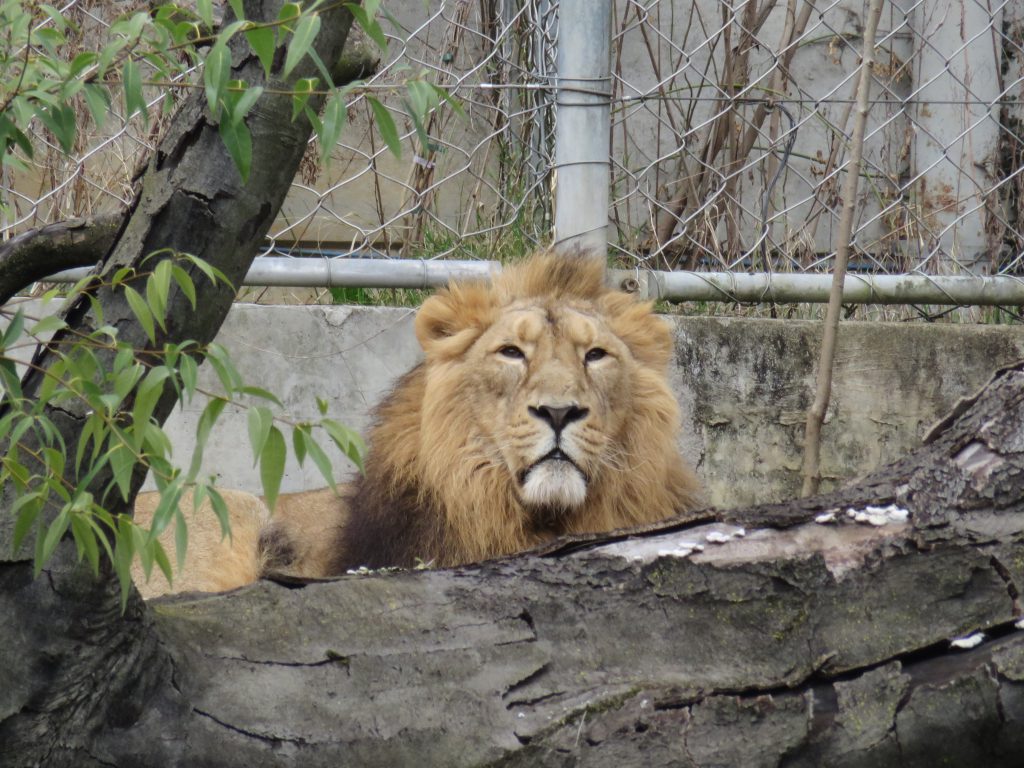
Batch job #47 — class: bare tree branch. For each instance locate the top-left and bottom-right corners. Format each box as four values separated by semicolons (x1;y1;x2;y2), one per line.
801;0;885;497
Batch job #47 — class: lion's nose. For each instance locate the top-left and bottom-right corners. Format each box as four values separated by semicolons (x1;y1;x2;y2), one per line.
529;404;589;434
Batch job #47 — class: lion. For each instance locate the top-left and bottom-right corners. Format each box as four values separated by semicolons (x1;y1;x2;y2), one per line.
132;251;703;598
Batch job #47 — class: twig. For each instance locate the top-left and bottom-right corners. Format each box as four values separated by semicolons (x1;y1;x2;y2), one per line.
800;0;885;497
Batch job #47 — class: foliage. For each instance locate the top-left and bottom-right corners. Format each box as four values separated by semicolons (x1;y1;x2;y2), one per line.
0;254;365;609
0;0;450;189
0;0;462;608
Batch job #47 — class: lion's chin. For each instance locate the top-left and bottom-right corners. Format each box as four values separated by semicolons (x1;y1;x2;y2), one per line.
520;460;588;511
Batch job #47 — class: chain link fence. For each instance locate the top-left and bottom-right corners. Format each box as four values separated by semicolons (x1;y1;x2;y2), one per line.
3;0;1024;309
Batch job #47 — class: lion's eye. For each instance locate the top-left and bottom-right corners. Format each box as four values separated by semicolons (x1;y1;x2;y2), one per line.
584;347;608;363
498;345;526;360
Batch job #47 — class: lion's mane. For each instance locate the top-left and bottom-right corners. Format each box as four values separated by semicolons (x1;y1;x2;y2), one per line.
325;252;703;571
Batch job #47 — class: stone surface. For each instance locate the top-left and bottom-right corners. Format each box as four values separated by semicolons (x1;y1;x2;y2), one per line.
155;305;1024;507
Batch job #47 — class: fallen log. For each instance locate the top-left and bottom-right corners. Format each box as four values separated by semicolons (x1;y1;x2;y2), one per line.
5;362;1021;766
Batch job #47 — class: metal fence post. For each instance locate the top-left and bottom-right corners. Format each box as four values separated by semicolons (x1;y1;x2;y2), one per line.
552;0;611;257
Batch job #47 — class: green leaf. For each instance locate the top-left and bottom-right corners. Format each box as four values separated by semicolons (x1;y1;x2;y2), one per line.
11;494;43;555
107;438;135;501
292;424;307;466
39;509;71;574
132;366;171;451
9;414;35;449
181;254;232;288
148;481;182;539
75;413;99;475
196;0;213;28
318;91;347;162
2;309;25;348
321;418;366;473
70;511;101;575
204;41;232;117
146;262;172;331
205;342;242;391
245;25;276;78
218;118;253;182
226;0;244;21
367;96;401;157
259;425;286;511
29;315;67;337
0;115;34;160
82;85;111;131
433;83;465;118
153;539;173;584
207;486;232;538
35;357;64;406
178;354;198;400
124;285;156;343
0;411;15;444
278;2;301;24
231;84;264;125
237;385;283;407
292;77;317;122
114;516;134;612
113;362;144;405
247;405;274;465
188;397;227;477
303;431;337;490
345;3;387;53
170;264;197;309
35;102;77;154
174;508;189;570
0;358;23;402
86;512;115;565
283;12;321;78
122;59;148;128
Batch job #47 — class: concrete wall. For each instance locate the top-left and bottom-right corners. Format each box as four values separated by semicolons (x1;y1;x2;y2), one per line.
158;305;1024;509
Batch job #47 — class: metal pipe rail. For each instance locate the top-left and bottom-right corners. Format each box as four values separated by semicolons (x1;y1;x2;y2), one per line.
46;258;1024;306
647;271;1024;306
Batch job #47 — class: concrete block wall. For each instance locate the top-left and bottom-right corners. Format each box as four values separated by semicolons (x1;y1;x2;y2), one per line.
164;305;1024;508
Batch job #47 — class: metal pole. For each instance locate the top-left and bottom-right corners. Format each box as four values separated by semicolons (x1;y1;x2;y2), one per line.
43;259;1024;306
48;258;499;290
650;270;1024;306
552;0;611;256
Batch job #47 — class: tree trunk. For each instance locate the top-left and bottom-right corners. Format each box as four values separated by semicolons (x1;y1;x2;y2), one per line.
0;0;355;762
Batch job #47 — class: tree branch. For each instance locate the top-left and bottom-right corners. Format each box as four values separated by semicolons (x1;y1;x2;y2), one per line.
0;213;123;305
801;0;884;497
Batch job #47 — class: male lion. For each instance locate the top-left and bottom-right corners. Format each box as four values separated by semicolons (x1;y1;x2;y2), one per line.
133;252;703;597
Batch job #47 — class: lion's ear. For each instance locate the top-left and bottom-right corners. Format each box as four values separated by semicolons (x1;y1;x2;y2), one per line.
600;294;673;369
415;283;495;359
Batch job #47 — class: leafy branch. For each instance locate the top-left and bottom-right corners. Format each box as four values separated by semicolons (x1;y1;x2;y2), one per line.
1;253;364;609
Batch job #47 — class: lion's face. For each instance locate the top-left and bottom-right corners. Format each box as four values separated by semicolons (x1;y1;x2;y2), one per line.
458;301;636;516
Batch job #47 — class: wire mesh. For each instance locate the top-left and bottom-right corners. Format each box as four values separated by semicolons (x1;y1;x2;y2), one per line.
3;0;1024;305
